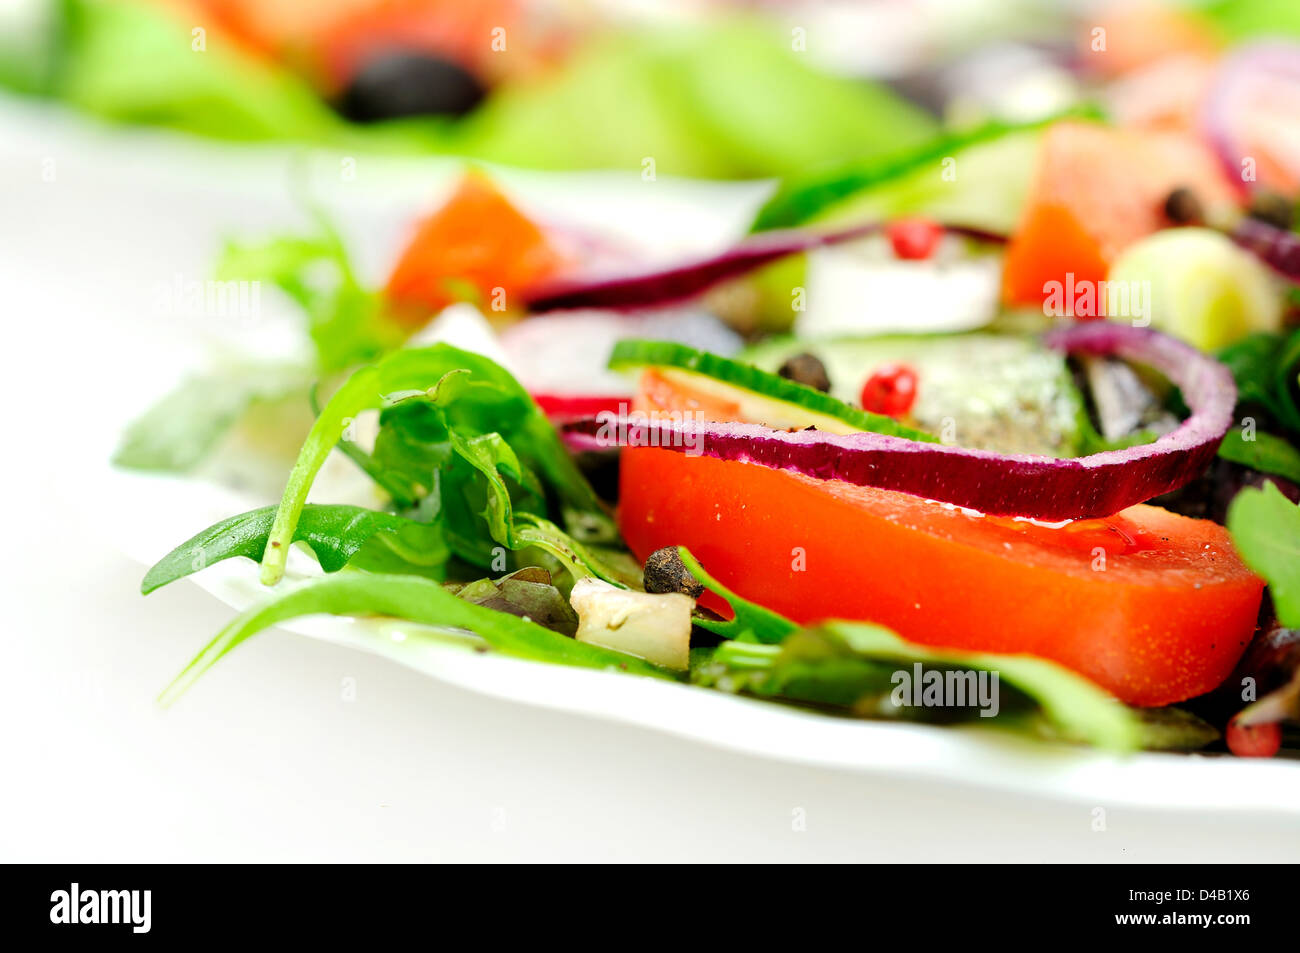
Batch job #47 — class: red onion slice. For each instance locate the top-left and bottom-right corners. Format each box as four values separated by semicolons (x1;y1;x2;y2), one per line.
526;223;1005;313
1201;41;1300;192
1231;217;1300;283
565;323;1235;520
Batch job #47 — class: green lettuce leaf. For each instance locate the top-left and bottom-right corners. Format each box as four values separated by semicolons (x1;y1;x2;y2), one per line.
1227;481;1300;627
159;571;673;706
141;503;449;595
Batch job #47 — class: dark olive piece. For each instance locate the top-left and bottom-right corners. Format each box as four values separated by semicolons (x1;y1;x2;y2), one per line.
643;547;705;600
1163;186;1204;226
337;51;486;123
777;352;831;392
1246;190;1295;232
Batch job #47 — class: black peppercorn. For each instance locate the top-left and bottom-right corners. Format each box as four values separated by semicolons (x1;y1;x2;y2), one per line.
777;352;831;392
643;546;705;599
1163;186;1204;226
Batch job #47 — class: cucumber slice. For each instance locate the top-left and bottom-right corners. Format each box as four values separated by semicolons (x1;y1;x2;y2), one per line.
607;340;935;441
741;334;1087;457
751;118;1053;233
1106;227;1286;352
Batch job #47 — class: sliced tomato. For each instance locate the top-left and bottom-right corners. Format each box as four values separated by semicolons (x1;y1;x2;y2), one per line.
384;173;564;327
1001;122;1240;309
618;373;1264;707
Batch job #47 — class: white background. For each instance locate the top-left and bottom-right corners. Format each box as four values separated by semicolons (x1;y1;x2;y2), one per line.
1;99;1297;862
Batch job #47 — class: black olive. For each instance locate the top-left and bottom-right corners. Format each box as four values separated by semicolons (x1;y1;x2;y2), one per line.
1246;190;1295;232
777;352;831;392
337;51;486;123
1163;186;1204;226
644;547;705;600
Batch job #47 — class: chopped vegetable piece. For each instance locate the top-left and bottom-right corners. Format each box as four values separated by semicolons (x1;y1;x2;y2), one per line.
385;173;564;324
619;447;1263;706
1001;122;1238;308
569;577;693;670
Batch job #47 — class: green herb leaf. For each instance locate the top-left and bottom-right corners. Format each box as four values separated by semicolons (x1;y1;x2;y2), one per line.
694;623;1140;750
259;344;615;585
1217;329;1300;433
1227;481;1300;627
1217;428;1300;483
678;547;798;644
159;571;673;705
215;213;406;373
142;503;449;595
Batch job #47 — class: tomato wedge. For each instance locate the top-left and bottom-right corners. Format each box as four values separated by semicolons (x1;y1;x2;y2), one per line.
385;173;564;326
618;373;1264;707
1001;122;1239;309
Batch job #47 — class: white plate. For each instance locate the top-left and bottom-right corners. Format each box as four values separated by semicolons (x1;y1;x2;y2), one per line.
25;93;1296;818
99;455;1300;817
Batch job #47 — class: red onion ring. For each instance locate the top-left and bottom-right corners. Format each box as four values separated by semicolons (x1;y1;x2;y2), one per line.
1231;217;1300;283
526;223;1005;313
565;323;1235;520
1201;41;1300;191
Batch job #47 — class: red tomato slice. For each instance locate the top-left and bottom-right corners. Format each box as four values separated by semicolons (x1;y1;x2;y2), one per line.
385;173;564;326
618;372;1264;707
1001;122;1240;310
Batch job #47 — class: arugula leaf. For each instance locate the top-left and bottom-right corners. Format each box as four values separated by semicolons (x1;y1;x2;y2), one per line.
1217;428;1300;484
678;548;797;644
1227;481;1300;627
694;624;1140;750
113;364;311;472
159;571;672;705
141;503;449;595
681;546;1139;749
259;344;615;585
215;212;406;373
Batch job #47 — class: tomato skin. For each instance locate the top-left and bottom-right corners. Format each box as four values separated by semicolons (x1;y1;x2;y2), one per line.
1001;122;1239;310
860;363;918;418
886;218;944;260
619;447;1263;706
384;173;563;326
1226;716;1282;758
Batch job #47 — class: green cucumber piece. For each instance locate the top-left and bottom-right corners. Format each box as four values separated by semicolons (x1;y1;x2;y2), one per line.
741;333;1087;457
608;340;935;441
750;114;1090;233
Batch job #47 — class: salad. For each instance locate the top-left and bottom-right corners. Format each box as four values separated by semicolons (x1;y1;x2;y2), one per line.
111;4;1300;760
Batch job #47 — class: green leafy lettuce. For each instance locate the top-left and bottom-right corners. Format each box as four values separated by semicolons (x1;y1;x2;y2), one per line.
1227;481;1300;627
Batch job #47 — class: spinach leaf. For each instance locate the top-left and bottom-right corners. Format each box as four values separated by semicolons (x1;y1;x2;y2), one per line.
159;571;673;706
142;503;449;595
1227;481;1300;627
259;345;614;585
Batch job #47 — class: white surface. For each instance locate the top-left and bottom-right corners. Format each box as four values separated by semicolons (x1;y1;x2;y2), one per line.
2;99;1299;861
